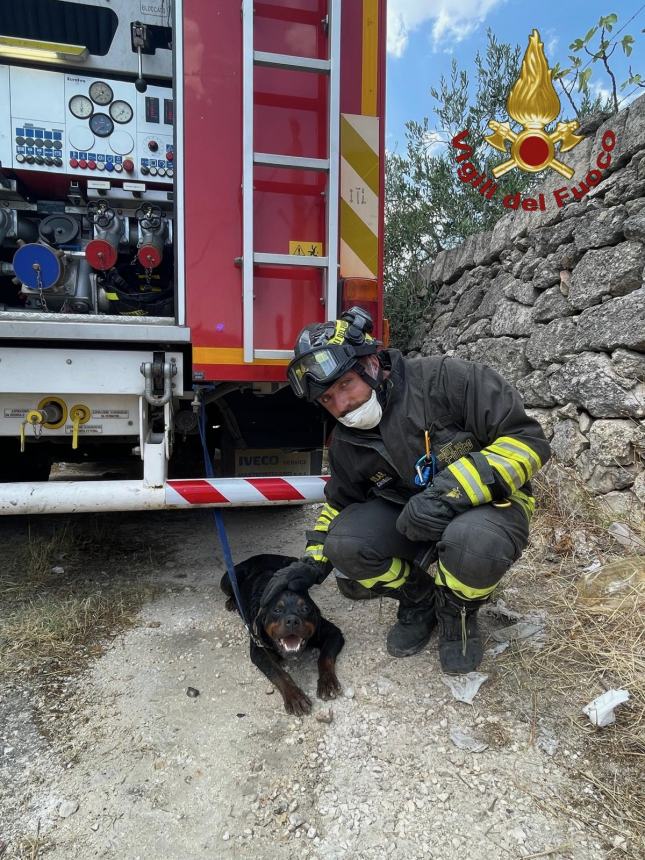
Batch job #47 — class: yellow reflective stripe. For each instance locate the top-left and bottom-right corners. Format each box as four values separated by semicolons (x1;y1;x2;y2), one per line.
510;490;536;521
461;457;493;503
328;319;349;345
483;451;524;491
434;560;498;601
313;503;340;533
358;557;410;590
304;544;328;563
447;462;479;504
495;436;542;471
486;443;530;477
447;460;484;505
487;444;532;484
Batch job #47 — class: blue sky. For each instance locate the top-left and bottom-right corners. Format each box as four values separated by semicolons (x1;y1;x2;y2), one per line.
386;0;645;149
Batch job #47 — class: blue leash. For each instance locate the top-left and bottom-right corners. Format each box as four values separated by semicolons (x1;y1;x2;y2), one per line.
197;391;263;646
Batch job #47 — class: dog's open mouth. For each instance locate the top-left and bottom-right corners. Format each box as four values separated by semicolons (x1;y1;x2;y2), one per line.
279;635;305;654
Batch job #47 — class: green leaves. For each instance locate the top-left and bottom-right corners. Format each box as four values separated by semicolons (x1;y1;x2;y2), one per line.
558;12;640;116
599;13;618;30
578;68;593;92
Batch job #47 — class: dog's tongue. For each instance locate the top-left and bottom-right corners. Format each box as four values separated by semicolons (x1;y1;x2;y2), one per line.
281;635;303;653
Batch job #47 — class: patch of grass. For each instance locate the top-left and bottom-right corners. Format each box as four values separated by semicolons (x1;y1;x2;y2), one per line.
0;588;155;673
0;519;163;676
495;467;645;856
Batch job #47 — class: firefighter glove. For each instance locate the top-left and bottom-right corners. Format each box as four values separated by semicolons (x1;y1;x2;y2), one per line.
260;557;327;607
397;455;490;542
396;487;456;542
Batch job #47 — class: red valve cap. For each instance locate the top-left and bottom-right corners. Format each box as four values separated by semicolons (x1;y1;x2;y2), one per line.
137;244;163;269
85;239;118;271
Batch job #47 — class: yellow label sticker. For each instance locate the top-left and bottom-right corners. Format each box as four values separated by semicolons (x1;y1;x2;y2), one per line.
289;241;323;257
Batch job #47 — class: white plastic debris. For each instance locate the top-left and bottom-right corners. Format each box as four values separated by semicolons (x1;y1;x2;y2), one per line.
582;689;630;727
491;622;543;643
441;672;488;704
484;641;510;658
449;728;488;753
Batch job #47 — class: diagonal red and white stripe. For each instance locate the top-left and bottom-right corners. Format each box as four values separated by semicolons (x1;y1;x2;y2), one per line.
165;475;329;507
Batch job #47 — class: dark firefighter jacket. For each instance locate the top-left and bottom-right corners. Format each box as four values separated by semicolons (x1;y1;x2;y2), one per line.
304;349;551;568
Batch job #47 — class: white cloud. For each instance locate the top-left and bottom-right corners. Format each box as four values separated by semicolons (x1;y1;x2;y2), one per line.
423;130;449;154
589;79;612;104
387;0;506;57
546;34;559;57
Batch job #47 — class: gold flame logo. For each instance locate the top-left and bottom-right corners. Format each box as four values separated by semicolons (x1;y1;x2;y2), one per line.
485;30;583;179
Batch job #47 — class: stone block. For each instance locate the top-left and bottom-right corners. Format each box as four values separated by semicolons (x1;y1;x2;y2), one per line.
531;287;575;323
548;353;645;418
569;241;645;309
467;336;530;384
525;318;578;368
575;288;645;352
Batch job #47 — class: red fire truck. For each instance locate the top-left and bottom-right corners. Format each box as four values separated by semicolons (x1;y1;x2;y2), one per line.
0;0;386;514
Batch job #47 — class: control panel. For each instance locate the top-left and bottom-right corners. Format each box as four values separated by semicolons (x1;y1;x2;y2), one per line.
4;65;174;186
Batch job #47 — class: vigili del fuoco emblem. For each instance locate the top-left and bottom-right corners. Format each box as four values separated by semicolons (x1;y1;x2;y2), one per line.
485;29;584;179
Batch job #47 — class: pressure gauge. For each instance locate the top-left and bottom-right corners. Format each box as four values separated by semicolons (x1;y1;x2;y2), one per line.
69;94;93;119
89;80;114;106
109;99;133;124
89;113;114;138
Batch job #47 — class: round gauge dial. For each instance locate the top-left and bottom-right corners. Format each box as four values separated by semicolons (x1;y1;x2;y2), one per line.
89;80;114;106
69;94;93;119
89;112;114;138
109;99;133;124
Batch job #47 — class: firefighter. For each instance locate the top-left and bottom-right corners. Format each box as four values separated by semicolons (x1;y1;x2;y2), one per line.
261;308;551;673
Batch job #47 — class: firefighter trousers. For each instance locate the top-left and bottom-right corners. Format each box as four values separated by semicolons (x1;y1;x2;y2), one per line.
323;496;530;601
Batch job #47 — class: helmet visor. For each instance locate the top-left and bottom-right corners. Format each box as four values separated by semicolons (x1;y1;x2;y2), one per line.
287;346;356;399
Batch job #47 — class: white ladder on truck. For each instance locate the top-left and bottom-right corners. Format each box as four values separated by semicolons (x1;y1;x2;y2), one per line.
241;0;341;362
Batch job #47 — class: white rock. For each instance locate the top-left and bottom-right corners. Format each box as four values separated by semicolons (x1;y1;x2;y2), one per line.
608;522;645;551
376;677;395;696
58;800;79;818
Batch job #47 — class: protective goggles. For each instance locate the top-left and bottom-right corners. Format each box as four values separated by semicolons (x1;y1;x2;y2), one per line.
287;345;359;400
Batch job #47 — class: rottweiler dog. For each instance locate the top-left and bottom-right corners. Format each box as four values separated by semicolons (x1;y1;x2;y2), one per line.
220;554;344;716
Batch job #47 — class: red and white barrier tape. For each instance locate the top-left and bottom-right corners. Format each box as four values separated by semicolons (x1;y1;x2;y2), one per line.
166;475;329;506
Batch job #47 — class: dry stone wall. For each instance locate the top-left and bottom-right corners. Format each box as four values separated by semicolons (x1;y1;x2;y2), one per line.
408;95;645;520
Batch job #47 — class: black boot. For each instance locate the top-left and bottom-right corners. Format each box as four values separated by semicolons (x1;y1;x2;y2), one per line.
335;577;381;601
435;587;486;674
386;571;437;658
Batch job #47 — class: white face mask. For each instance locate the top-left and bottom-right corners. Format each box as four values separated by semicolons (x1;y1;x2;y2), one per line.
337;389;382;430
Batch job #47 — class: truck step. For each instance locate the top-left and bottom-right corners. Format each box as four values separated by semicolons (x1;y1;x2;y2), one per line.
253;153;329;171
253;51;330;73
253;252;328;268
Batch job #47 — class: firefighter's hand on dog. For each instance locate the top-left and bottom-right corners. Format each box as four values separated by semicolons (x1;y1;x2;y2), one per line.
259;559;321;607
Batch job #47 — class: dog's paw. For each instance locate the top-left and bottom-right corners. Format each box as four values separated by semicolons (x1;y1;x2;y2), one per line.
282;686;312;716
317;672;342;700
224;597;237;612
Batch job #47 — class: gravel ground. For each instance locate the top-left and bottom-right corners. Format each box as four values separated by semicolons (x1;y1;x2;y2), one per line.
0;505;635;859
